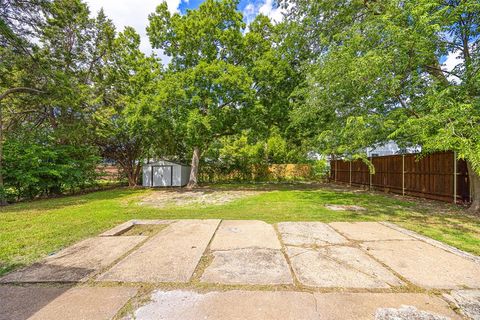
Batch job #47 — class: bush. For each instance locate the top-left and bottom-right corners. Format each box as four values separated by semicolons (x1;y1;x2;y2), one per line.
2;135;100;201
312;159;329;180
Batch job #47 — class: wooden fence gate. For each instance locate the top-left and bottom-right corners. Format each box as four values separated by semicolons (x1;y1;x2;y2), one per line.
330;151;470;203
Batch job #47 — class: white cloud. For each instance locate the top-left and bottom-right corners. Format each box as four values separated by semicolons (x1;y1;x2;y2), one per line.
243;0;287;25
242;3;257;28
443;50;461;71
85;0;183;57
243;3;256;19
258;0;285;23
244;3;255;15
442;50;463;83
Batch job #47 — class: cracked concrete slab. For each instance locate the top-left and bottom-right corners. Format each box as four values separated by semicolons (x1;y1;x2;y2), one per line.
362;240;480;289
98;219;220;283
209;220;281;250
277;222;348;246
313;293;460;320
130;290;318;320
329;222;414;241
0;236;146;283
287;246;403;288
201;248;292;285
443;290;480;320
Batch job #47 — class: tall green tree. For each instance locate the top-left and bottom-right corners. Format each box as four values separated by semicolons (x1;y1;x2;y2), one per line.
147;0;254;187
284;0;480;213
93;27;161;186
0;0;49;203
0;0;116;200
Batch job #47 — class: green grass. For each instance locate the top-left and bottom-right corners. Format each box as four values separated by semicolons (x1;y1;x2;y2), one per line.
1;183;479;276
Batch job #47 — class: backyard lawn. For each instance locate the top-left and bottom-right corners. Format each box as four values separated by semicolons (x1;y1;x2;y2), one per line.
1;183;479;277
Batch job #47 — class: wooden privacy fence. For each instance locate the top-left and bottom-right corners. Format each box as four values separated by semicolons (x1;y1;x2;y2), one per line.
330;151;471;203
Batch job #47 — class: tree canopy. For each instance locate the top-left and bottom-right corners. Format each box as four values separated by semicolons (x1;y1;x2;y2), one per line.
283;0;480;212
1;0;479;212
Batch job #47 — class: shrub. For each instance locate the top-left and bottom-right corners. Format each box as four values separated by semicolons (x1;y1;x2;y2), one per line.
2;135;100;201
312;160;329;180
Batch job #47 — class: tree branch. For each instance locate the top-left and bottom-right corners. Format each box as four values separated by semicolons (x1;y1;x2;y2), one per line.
0;87;44;102
396;95;419;118
423;65;461;80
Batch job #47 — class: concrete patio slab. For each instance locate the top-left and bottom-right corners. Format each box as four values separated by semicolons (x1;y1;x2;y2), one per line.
277;222;348;246
201;248;292;285
98;219;220;283
381;222;480;264
130;290;318;320
375;305;451;320
287;246;403;288
3;219;479;320
313;293;460;320
0;285;137;320
0;285;68;320
132;219;173;225
0;236;146;283
100;221;135;236
329;222;414;241
362;240;480;289
443;290;480;320
209;220;281;250
100;220;173;236
28;286;137;320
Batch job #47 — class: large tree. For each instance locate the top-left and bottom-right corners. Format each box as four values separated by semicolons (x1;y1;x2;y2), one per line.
283;0;480;213
93;27;162;186
0;0;115;201
147;0;254;187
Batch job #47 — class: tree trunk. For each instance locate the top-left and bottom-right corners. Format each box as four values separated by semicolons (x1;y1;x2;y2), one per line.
466;161;480;215
187;146;200;188
126;164;141;187
133;163;141;187
119;161;139;187
126;172;137;187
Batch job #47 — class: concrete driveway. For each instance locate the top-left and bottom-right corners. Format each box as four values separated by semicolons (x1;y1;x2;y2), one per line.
1;219;479;320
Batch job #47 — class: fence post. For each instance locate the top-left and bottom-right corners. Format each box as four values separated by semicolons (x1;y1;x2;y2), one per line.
453;151;457;204
349;160;352;186
335;160;337;182
369;157;373;190
402;154;405;196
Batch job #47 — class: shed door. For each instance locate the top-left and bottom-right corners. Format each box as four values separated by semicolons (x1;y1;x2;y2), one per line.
152;166;173;187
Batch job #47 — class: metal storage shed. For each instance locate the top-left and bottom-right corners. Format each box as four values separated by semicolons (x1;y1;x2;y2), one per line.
142;160;191;187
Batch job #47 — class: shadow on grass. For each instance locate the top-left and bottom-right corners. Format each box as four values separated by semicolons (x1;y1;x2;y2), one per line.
0;188;144;213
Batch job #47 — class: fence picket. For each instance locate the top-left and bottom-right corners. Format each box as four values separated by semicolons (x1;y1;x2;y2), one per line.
330;151;470;203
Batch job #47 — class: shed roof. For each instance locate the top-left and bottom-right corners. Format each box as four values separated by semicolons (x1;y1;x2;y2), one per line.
144;159;190;167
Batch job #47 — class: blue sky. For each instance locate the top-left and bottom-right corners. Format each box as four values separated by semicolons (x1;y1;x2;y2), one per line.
84;0;284;59
178;0;278;19
178;0;204;12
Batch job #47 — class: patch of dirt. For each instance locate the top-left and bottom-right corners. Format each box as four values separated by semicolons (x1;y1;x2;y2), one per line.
139;189;263;208
325;204;367;211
